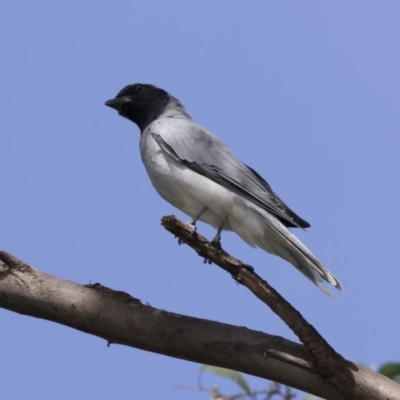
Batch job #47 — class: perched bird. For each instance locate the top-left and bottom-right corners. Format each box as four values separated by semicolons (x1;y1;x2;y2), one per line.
105;83;342;297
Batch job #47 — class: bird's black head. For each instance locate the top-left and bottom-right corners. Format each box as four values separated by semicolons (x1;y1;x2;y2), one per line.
105;83;170;131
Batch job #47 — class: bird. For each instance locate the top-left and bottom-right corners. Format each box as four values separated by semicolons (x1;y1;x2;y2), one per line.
105;83;343;298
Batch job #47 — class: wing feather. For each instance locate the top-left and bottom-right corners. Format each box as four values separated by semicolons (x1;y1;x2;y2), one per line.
150;118;310;228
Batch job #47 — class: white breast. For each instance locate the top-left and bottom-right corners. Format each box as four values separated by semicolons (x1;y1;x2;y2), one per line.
140;128;242;230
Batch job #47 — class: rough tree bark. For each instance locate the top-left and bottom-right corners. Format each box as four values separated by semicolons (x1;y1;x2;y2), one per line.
0;217;398;400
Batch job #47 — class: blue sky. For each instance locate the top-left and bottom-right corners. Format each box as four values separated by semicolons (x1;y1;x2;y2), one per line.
1;1;400;399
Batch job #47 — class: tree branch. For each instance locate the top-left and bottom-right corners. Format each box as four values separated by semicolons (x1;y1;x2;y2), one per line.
160;215;399;400
0;248;398;400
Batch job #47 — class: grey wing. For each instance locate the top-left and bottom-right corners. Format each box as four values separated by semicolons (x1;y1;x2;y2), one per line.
150;119;310;229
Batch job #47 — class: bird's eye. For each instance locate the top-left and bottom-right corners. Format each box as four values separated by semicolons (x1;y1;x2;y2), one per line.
121;103;130;114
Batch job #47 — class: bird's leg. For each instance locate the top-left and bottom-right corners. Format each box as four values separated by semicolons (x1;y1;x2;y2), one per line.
177;206;208;245
210;225;223;249
187;206;208;228
203;225;224;264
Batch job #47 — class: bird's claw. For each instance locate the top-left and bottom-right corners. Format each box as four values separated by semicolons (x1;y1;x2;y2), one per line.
210;239;222;250
175;222;197;245
175;235;184;245
186;222;197;238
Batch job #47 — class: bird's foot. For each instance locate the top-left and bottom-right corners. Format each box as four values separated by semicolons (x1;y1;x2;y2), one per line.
201;225;224;263
210;238;223;251
177;207;208;245
203;238;225;264
186;221;197;237
210;225;223;250
176;221;197;245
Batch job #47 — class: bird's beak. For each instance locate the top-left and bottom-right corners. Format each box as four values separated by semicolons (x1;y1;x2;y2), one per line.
104;97;130;111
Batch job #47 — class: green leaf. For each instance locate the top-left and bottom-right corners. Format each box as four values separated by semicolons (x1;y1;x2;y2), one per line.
200;365;251;395
379;363;400;380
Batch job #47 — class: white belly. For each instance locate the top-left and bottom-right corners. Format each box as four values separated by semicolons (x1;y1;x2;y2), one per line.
140;131;288;255
140;132;246;231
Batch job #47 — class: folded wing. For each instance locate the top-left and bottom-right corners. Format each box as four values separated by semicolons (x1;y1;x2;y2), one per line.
150;118;310;229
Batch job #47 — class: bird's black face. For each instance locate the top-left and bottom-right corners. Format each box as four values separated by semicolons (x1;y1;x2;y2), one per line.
105;83;170;131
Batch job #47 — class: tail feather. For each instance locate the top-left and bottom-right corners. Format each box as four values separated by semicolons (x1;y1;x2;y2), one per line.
253;208;343;298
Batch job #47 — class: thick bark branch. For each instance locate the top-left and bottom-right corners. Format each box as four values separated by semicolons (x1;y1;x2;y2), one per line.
0;249;398;400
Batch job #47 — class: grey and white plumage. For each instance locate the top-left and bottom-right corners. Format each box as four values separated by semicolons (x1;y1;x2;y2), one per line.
105;83;343;297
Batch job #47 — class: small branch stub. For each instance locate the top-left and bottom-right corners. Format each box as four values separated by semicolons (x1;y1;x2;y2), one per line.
0;251;33;272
